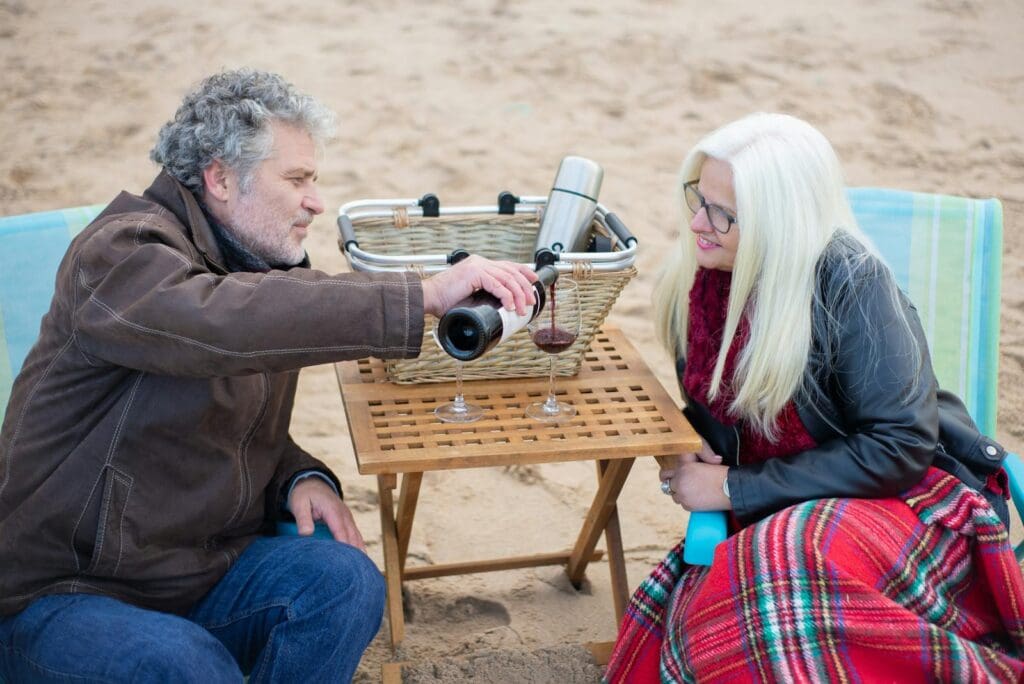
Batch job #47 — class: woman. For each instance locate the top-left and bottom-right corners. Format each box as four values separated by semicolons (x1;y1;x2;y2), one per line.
604;113;1024;682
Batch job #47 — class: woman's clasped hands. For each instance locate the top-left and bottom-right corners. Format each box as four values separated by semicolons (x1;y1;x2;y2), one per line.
658;441;731;511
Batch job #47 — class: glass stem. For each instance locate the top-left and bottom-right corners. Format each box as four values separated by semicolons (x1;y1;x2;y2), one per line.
544;356;559;411
452;362;467;412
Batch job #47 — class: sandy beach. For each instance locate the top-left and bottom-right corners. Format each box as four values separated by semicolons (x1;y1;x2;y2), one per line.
3;1;1023;680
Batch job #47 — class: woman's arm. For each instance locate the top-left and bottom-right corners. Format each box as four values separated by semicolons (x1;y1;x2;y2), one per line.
730;263;938;525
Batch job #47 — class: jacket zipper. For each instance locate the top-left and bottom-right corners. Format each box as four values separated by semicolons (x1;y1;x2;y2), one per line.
733;425;741;467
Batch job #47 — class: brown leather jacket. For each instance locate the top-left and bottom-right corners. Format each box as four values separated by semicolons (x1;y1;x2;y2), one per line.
0;171;424;616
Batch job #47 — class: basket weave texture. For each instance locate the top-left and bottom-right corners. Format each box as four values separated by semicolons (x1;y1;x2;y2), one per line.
346;209;636;384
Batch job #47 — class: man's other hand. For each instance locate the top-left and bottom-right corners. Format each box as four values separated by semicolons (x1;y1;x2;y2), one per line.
288;477;366;551
421;254;538;317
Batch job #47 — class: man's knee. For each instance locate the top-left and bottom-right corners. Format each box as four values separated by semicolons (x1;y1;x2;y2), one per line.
288;541;385;641
359;553;387;618
314;542;386;614
335;549;385;643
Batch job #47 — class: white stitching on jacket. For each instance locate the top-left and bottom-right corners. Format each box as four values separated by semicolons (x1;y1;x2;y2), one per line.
0;336;79;503
87;374;142;575
83;297;413;356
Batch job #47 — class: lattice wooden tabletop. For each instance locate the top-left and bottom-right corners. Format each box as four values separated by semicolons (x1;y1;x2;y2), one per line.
334;327;700;474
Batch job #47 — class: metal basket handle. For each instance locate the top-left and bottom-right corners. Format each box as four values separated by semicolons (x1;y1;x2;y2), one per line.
337;195;637;274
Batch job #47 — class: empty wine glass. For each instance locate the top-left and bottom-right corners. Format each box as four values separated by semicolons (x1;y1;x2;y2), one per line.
526;277;581;422
433;330;484;423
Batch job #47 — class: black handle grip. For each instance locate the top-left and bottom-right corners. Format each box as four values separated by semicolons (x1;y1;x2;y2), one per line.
533;248;558;268
604;212;637;248
419;193;440;217
338;215;358;252
497;191;519;215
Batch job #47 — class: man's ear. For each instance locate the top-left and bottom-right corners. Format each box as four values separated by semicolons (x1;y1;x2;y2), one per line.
202;160;232;203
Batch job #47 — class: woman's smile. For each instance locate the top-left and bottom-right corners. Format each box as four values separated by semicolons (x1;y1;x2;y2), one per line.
695;234;720;250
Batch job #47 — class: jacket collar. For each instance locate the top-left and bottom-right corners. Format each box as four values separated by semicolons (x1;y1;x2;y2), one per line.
142;170;229;273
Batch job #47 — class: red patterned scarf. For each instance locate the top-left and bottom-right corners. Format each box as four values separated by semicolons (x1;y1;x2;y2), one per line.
682;268;815;461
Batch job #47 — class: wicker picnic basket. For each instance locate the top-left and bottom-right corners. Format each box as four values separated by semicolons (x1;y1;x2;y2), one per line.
338;193;637;384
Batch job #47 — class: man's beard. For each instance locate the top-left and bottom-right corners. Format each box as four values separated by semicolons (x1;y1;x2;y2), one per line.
228;195;311;266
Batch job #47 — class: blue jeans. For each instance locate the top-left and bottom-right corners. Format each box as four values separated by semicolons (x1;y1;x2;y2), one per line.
0;536;385;683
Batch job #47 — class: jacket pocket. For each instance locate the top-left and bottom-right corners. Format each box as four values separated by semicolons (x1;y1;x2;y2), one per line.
72;465;133;577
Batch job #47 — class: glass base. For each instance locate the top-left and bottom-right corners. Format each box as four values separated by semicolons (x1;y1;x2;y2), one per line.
435;401;485;423
525;400;576;423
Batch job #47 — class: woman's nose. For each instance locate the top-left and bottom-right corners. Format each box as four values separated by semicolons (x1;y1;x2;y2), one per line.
690;206;713;232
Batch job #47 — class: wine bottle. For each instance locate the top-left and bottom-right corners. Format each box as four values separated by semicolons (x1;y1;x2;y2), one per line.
436;265;559;361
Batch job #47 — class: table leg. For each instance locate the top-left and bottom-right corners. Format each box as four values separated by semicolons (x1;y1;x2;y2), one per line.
597;460;630;623
377;474;405;648
396;472;423;574
566;457;634;588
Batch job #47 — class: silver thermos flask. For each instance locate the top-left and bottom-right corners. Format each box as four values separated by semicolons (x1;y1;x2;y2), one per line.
534;156;603;255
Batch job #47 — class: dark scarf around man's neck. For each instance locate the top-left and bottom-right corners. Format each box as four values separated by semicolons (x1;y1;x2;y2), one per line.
201;204;309;273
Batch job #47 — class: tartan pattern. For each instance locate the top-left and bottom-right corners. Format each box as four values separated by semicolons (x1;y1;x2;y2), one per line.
605;468;1024;683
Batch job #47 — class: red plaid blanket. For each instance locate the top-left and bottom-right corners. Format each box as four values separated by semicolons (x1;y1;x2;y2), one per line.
604;468;1024;682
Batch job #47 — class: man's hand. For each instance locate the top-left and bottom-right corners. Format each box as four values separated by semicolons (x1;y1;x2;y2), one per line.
658;442;731;511
421;254;538;317
288;477;366;551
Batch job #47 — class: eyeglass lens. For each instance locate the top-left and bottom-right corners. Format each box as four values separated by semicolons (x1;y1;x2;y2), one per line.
684;183;733;234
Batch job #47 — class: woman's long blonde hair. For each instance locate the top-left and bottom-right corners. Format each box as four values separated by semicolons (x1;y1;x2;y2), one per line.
653;113;877;439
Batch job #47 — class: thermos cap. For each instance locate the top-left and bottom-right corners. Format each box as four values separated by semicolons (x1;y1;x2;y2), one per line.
552;156;603;201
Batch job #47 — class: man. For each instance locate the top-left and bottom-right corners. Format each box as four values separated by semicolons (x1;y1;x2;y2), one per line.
0;69;537;682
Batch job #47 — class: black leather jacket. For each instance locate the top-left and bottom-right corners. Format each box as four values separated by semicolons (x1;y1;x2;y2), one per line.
679;237;1008;527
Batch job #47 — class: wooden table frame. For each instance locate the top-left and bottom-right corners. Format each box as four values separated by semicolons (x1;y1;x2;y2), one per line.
334;327;700;649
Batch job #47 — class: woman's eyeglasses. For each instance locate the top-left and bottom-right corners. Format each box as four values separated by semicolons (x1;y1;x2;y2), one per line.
683;181;737;235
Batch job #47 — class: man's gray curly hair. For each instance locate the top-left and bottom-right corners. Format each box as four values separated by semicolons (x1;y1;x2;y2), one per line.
150;69;335;196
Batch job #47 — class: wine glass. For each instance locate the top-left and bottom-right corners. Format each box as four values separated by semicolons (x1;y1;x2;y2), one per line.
433;329;485;423
526;277;581;422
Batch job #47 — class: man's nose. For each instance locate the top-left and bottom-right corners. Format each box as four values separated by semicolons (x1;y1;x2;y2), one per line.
304;189;324;216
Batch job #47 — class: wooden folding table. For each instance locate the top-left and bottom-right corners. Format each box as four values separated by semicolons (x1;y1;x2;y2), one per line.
333;326;700;650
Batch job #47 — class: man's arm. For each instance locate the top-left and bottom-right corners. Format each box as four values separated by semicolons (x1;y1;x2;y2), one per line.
73;221;538;377
72;231;423;375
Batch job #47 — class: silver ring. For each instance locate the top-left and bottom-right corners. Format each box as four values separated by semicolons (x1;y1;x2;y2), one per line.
661;479;673;496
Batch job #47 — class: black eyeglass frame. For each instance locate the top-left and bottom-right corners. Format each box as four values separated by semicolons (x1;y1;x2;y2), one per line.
683;180;738;235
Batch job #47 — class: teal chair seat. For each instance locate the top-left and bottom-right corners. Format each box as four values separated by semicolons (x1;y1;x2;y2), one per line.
683;187;1024;566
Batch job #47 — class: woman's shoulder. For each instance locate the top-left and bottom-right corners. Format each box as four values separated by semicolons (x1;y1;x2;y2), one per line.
815;232;892;299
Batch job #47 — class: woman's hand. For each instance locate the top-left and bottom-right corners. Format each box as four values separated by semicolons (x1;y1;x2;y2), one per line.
658;442;731;511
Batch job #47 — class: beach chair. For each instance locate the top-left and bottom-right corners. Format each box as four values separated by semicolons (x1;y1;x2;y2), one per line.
684;187;1024;566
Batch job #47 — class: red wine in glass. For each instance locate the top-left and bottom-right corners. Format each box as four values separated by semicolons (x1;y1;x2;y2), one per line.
531;326;577;354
